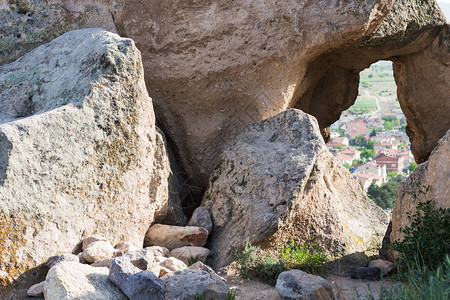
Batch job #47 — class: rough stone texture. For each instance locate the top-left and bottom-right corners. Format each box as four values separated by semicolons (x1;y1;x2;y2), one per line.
393;25;450;163
169;247;210;264
351;267;382;281
163;269;230;300
27;281;44;298
0;0;117;66
44;261;126;300
46;253;79;269
82;241;117;263
144;224;209;250
187;207;213;233
204;109;389;268
392;129;450;244
82;235;108;251
0;28;179;298
124;249;160;276
276;270;334;300
109;257;165;300
327;252;369;277
368;259;394;275
145;246;170;258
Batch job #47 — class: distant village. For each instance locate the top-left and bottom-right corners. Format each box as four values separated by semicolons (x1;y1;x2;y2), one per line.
328;109;415;191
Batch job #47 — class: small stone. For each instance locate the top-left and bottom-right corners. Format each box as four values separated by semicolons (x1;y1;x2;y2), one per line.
169;246;210;264
145;246;170;257
276;270;334;300
351;266;382;281
46;253;79;269
124;249;160;276
163;269;230;299
115;241;140;253
82;235;108;251
368;259;395;275
27;281;45;297
44;261;126;300
187;207;213;233
82;241;116;263
109;257;165;300
92;258;114;268
144;224;208;250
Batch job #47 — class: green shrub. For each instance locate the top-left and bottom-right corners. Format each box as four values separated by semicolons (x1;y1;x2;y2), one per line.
390;199;450;272
278;240;328;275
236;241;287;285
236;240;328;285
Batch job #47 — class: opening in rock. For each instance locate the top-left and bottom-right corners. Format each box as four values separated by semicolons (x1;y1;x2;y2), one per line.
328;61;416;211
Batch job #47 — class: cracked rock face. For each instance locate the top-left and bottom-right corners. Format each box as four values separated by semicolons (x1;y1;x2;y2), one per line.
203;109;390;268
0;28;179;298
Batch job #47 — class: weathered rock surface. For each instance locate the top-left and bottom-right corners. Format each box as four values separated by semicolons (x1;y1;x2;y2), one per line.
169;247;210;264
44;261;126;300
46;253;79;269
393;25;450;163
109;257;165;300
1;0;446;189
144;224;209;250
276;270;334;300
187;207;213;233
188;262;222;279
0;28;179;297
82;241;117;263
392;129;450;243
204;109;389;268
163;269;230;300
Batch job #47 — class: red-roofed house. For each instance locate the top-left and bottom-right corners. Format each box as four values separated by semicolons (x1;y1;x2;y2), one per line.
374;154;404;173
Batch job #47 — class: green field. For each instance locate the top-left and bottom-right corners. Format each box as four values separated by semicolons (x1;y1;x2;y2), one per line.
346;61;400;114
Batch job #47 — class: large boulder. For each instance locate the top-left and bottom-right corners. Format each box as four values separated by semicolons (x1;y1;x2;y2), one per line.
276;270;334;300
1;0;447;188
203;109;389;268
0;28;181;298
391;129;450;243
44;262;126;300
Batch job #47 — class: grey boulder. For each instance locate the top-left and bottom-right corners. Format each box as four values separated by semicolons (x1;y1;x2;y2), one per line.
276;270;334;300
109;257;165;300
44;261;126;300
203;109;389;268
187;207;213;233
